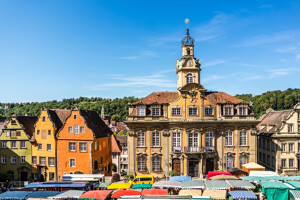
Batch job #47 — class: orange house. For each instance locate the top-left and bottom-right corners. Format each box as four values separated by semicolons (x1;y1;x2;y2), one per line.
56;107;112;179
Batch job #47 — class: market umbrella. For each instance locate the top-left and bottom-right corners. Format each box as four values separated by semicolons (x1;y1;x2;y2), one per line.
210;175;238;180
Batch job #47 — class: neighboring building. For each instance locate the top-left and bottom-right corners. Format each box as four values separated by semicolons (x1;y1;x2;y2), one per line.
0;116;37;181
116;122;127;134
117;135;128;173
56;107;112;180
257;103;300;175
125;27;259;178
111;135;121;173
31;108;71;181
0;121;8;135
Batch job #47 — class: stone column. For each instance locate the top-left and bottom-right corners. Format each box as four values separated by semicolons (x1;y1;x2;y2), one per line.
147;129;151;173
199;155;203;178
200;94;204;119
128;131;136;176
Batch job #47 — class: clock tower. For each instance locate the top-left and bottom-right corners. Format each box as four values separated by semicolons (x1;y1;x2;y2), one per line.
176;26;202;90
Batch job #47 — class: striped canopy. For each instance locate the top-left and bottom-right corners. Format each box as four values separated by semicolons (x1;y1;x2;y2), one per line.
226;180;255;189
228;191;257;199
290;190;300;200
181;180;205;189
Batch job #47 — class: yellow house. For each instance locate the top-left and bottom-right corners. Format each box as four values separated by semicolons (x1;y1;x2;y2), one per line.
31;108;70;181
125;27;259;178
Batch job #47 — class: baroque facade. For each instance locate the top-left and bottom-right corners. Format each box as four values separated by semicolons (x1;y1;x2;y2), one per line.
257;103;300;175
125;28;259;178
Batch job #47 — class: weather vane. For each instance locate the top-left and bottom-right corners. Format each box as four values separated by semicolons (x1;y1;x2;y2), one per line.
185;18;189;28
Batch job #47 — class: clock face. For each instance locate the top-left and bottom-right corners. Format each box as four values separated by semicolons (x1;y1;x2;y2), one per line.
188;60;193;66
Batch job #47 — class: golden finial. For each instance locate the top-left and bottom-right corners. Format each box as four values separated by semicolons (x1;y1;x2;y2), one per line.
185;18;189;27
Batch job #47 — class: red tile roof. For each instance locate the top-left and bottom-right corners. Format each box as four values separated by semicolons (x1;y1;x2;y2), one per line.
259;109;293;133
111;134;121;153
133;92;179;105
206;91;245;104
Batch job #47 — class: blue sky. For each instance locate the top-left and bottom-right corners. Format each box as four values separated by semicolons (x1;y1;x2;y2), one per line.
0;0;299;102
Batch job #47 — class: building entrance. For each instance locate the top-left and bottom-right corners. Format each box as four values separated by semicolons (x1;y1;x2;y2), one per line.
206;158;214;174
172;159;181;176
188;159;199;177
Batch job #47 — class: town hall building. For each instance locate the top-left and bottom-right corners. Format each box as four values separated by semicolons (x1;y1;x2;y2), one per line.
125;26;259;178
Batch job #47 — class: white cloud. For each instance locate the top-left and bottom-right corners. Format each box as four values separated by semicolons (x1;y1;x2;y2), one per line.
241;68;293;81
275;46;297;53
118;56;140;60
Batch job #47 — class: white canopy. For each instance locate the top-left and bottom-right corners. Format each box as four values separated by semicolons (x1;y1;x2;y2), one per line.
249;171;279;177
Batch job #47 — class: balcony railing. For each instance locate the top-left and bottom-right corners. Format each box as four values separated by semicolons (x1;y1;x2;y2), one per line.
184;146;215;153
172;146;182;153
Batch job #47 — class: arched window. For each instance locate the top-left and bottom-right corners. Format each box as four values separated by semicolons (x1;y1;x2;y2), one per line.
94;160;98;170
186;48;190;55
186;73;193;84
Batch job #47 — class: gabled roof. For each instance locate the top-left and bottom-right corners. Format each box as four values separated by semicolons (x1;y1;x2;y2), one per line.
111;134;121;153
16;116;38;137
48;109;71;130
259;109;293;133
132;92;179;105
206;91;245;104
79;109;112;138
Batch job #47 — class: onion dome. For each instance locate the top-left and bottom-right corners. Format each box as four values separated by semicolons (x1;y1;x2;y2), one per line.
181;28;194;45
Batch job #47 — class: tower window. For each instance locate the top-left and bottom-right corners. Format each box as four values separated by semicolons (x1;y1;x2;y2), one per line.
186;74;193;84
186;48;190;55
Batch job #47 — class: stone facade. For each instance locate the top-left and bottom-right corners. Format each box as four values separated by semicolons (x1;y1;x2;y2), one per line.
125;28;259;178
257;103;300;175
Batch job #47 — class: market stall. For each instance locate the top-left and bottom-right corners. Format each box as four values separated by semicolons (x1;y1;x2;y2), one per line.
25;191;60;199
141;189;168;196
0;191;32;200
79;190;112;200
226;180;255;190
181;180;205;190
50;190;86;200
228;191;257;200
207;172;232;180
152;181;181;189
260;181;290;200
204;181;231;190
210;175;238;181
169;176;192;182
290;190;300;200
111;190;141;199
242;163;265;175
202;190;226;200
107;183;132;190
132;184;151;189
178;190;202;196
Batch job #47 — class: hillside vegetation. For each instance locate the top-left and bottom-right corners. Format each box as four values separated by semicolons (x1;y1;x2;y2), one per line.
0;88;299;121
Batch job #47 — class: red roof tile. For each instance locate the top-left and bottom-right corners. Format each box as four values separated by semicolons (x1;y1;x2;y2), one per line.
133;92;179;105
111;134;121;153
259;109;293;133
206;91;245;104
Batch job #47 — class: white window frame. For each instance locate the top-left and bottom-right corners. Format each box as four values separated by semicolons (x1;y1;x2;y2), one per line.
239;106;247;115
289;158;294;168
20;141;26;148
152;156;161;172
205;132;214;151
1;156;6;164
205;106;214;116
11;156;16;164
70;159;76;168
74;124;79;135
186;73;193;84
225;131;233;146
226;156;234;168
47;144;52;151
137;133;145;147
224;106;232;115
288;124;293;133
172;132;181;152
282;143;287;152
21;156;26;164
68;126;73;133
152;132;160;147
152;107;160;116
40;157;46;165
48;157;55;167
38;143;42;151
79;142;87;152
188;107;198;116
11;141;17;149
6;131;9;137
80;126;85;133
289;143;294;152
137;108;145;116
137;156;146;172
32;156;37;165
69;142;76;152
240;131;247;146
171;107;181;116
282;159;286;168
188;133;198;152
1;141;7;149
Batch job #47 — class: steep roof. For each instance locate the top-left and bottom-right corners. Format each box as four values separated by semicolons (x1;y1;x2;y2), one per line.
132;92;179;105
259;109;293;133
206;91;245;104
48;109;71;130
79;109;112;138
16;116;38;137
111;134;121;153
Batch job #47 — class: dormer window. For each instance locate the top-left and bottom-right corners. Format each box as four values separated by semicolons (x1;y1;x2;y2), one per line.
137;108;145;116
188;107;198;116
205;106;214;116
224;106;232;116
172;107;181;116
186;73;193;84
152;107;160;116
239;107;247;115
288;124;293;133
